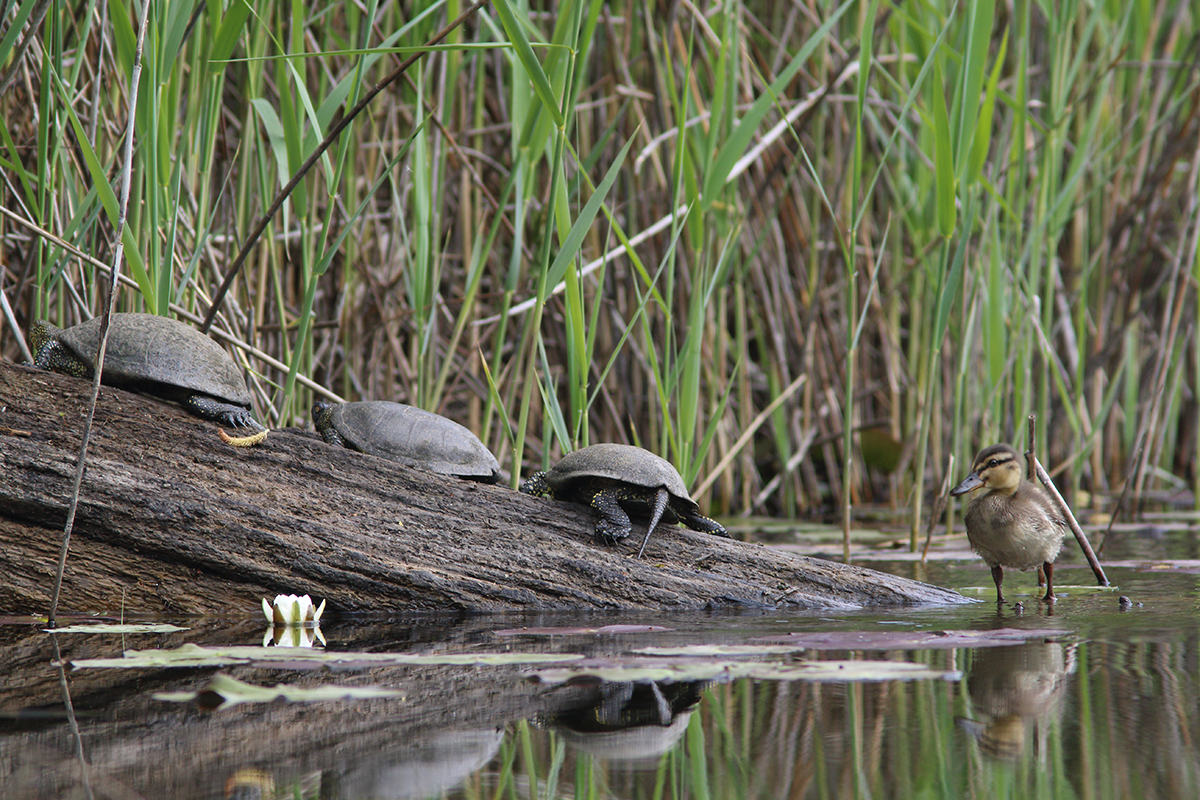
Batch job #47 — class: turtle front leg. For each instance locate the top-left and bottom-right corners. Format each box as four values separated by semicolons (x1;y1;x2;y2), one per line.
590;488;633;544
185;394;265;432
317;425;347;448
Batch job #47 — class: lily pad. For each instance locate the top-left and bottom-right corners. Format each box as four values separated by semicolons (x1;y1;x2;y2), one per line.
70;643;586;670
530;658;960;685
493;625;674;636
45;623;190;634
749;628;1069;651
632;644;802;657
153;674;402;709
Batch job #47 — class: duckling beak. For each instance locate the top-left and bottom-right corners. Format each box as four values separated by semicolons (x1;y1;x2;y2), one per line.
950;471;984;496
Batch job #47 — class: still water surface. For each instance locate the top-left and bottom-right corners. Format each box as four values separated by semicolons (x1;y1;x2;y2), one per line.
2;525;1197;799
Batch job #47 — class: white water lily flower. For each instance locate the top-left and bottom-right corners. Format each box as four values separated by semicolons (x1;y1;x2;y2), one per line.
262;594;326;626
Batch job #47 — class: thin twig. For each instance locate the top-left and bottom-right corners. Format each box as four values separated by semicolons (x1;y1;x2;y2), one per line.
48;0;149;625
1024;414;1109;587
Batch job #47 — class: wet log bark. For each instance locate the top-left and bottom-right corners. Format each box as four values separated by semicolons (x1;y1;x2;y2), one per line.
0;360;968;614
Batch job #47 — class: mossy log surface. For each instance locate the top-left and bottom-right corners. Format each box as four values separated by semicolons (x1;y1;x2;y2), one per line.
0;361;968;614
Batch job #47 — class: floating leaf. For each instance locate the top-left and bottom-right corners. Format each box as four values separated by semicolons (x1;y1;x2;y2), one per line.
632;645;802;657
750;660;961;682
531;658;960;685
750;628;1069;650
532;662;731;684
494;625;674;636
71;643;585;670
44;623;190;634
153;674;402;709
1100;559;1200;573
71;643;247;669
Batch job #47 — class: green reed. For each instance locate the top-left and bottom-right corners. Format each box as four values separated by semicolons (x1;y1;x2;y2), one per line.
2;0;1197;530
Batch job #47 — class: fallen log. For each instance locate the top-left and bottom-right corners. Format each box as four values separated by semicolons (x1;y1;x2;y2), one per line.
0;360;968;614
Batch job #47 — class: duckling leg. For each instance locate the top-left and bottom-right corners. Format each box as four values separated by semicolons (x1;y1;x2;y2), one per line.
991;565;1005;604
1041;561;1056;603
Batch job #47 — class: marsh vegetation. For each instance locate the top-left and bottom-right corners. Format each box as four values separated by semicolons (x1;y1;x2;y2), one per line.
1;0;1196;540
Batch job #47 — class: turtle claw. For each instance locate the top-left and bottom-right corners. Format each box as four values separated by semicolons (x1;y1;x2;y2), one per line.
224;409;262;430
186;395;265;432
595;513;632;545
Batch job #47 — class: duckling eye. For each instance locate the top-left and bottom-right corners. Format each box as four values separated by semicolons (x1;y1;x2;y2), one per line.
987;458;1000;468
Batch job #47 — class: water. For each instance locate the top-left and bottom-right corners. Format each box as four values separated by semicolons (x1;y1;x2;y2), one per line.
2;525;1198;799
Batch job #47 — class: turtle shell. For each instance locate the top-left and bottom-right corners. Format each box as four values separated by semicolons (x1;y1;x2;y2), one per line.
52;313;251;406
323;401;500;480
543;443;697;509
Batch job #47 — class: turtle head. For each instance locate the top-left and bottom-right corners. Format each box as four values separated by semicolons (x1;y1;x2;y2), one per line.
311;400;336;428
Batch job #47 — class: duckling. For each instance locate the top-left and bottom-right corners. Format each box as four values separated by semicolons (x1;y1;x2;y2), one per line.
950;444;1068;603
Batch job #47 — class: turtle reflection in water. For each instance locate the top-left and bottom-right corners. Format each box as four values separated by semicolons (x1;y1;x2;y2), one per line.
544;680;708;763
28;313;266;445
519;443;726;556
312;400;500;483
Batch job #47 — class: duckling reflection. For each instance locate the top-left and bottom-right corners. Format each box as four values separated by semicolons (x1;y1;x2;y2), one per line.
544;680;707;764
958;641;1076;761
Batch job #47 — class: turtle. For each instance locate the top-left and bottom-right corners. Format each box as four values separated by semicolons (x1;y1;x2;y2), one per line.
312;400;501;483
28;313;266;442
519;443;727;556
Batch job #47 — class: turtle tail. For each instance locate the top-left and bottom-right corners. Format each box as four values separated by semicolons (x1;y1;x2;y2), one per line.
636;487;671;558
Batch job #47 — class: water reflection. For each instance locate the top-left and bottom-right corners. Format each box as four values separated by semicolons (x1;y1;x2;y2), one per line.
262;623;325;648
542;680;705;764
957;641;1076;761
329;727;503;799
2;588;1200;799
224;768;276;800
